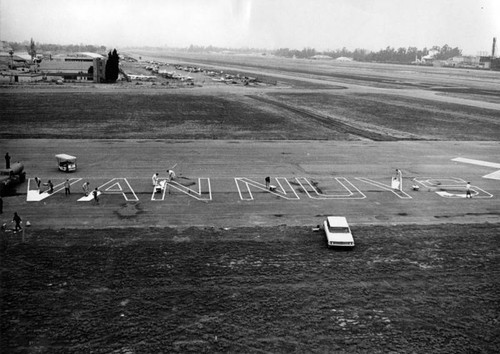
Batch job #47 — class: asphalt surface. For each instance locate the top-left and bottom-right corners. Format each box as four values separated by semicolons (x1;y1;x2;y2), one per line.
1;139;499;229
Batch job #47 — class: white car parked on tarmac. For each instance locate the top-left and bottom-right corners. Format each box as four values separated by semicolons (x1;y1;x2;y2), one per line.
324;216;355;248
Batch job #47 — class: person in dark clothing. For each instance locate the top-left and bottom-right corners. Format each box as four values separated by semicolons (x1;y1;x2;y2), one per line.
92;188;99;204
265;176;271;188
45;180;54;194
5;152;11;169
12;212;22;232
35;177;41;193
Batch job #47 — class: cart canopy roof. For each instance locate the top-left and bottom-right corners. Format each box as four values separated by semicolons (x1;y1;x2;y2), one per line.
55;154;76;162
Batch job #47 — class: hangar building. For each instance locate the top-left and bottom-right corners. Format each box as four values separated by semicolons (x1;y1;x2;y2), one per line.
37;52;106;82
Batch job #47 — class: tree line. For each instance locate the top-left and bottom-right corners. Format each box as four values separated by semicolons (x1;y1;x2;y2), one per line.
7;40;463;64
274;44;462;63
186;43;462;63
7;41;107;55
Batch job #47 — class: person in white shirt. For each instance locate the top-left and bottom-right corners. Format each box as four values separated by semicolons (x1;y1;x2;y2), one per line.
152;173;159;186
82;181;90;196
466;182;472;198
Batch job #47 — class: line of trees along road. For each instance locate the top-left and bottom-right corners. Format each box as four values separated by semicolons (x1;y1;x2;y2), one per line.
274;44;462;62
6;41;107;55
185;43;463;63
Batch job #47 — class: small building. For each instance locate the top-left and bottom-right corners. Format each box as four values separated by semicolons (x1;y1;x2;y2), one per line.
421;49;439;64
446;56;481;68
0;52;28;69
479;56;491;69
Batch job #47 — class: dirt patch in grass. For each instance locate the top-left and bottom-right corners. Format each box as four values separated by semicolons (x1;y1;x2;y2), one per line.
1;223;499;353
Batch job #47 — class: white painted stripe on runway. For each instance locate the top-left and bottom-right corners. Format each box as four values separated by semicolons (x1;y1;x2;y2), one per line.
27;178;82;202
483;170;500;180
78;191;101;202
452;157;500;169
452;157;500;180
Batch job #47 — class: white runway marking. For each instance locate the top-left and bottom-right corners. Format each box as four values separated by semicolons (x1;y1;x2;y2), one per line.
452;157;500;180
235;177;299;201
78;191;102;202
355;177;412;199
295;177;366;200
27;178;82;201
452;157;500;169
414;177;493;198
152;178;212;201
483;170;500;180
77;178;138;202
104;178;138;201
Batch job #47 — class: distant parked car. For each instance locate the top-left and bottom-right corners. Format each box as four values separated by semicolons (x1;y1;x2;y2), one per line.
323;216;355;248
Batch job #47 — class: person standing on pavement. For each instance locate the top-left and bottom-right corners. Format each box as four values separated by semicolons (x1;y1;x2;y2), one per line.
92;187;99;204
466;182;472;198
396;169;403;192
64;179;71;196
5;152;11;169
34;177;42;194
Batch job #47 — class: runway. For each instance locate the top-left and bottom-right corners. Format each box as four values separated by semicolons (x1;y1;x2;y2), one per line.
1;139;499;229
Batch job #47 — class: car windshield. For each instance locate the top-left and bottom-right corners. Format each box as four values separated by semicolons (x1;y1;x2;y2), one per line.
329;227;350;233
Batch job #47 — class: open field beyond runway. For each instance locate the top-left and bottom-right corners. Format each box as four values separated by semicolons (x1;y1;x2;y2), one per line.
1;53;500;353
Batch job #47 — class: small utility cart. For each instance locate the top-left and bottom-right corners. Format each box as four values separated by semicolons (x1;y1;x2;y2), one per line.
55;154;77;172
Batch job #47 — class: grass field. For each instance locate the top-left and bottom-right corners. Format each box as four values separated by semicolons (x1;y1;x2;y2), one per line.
1;87;499;141
1;224;499;353
1;52;500;353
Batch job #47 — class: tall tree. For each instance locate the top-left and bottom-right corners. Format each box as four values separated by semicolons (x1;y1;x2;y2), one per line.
105;49;119;83
27;38;36;61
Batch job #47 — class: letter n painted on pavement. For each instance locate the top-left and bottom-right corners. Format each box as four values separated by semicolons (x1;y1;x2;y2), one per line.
356;177;412;199
235;177;299;201
153;178;212;201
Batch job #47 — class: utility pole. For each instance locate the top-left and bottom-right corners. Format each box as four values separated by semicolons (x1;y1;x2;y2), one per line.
8;50;14;83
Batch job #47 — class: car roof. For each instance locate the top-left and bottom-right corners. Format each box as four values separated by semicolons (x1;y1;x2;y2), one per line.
327;216;349;227
55;154;76;161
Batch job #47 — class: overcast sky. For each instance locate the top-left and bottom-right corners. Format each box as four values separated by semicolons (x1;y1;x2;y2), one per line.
1;0;499;55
